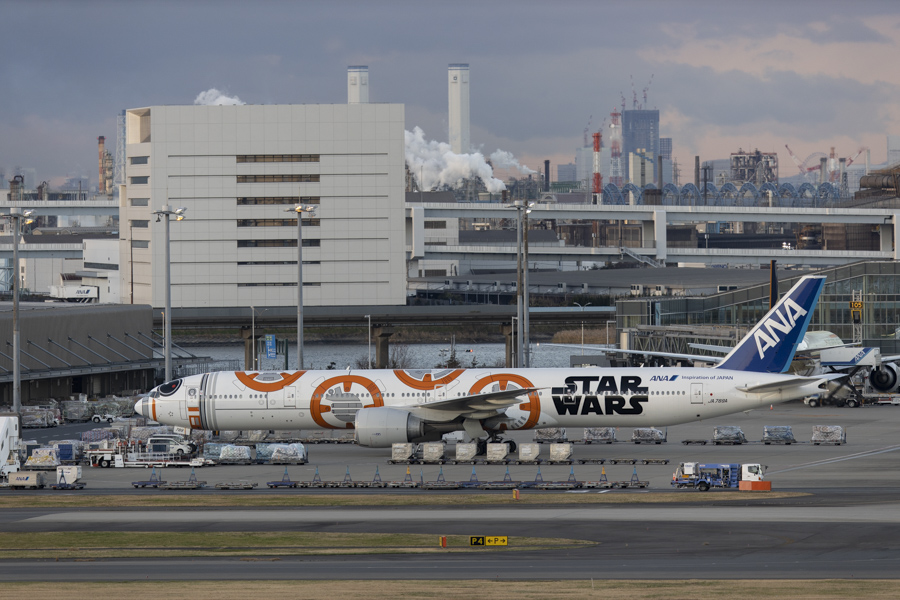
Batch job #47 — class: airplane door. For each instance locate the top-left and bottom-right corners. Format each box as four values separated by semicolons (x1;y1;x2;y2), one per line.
186;385;201;428
284;387;296;408
691;383;704;405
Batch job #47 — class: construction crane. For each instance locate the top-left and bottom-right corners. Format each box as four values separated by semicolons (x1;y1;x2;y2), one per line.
845;146;867;167
785;144;806;176
642;74;654;110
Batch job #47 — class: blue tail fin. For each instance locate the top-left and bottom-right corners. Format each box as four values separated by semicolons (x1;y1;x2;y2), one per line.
716;275;825;373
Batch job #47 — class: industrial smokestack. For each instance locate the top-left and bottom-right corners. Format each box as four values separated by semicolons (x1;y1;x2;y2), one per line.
592;132;603;204
694;156;700;189
544;160;550;193
657;154;663;188
347;66;369;104
448;64;470;154
819;157;827;185
98;136;106;195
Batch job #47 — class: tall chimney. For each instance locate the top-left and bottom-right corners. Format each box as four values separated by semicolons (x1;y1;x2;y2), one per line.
347;66;369;104
98;136;106;194
694;155;700;189
657;154;663;188
448;64;470;154
543;160;550;193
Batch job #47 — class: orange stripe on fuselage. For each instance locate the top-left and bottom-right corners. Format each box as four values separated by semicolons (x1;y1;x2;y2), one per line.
393;369;465;390
235;371;305;392
468;373;541;430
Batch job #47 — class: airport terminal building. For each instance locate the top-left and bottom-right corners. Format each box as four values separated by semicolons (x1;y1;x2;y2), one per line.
120;103;408;312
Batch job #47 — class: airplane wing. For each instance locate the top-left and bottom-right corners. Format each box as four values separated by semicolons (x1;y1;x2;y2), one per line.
400;387;540;417
540;343;722;364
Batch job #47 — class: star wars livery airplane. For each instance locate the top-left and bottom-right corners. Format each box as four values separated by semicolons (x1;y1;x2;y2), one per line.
135;276;829;448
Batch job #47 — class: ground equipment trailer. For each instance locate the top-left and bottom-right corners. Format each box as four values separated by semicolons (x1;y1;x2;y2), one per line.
671;462;768;491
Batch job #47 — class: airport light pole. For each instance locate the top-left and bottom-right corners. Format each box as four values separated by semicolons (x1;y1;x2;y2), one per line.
365;314;371;369
287;204;316;370
506;200;531;367
3;208;34;414
522;202;534;367
574;302;591;355
152;205;186;382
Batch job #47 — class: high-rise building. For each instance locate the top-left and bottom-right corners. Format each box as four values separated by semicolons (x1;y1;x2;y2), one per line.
622;110;659;164
888;135;900;167
448;64;470;154
557;163;577;182
659;137;672;160
120;103;407;311
347;65;369;104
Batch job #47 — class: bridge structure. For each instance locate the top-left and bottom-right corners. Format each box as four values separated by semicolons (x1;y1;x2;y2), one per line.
408;202;899;267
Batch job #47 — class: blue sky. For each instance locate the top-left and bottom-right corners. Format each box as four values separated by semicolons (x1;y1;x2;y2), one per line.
1;0;898;186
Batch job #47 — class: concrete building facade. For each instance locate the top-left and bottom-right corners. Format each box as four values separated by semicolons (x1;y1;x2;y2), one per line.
120;103;407;311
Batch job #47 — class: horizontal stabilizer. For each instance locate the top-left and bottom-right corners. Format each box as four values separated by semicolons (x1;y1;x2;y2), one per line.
737;376;831;394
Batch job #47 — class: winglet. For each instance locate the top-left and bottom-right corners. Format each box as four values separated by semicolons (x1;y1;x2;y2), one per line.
716;276;825;373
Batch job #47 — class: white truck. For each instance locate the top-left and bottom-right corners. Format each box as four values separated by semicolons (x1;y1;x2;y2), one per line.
1;414;21;481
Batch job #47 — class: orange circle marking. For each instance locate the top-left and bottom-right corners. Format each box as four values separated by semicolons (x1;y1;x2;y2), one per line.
235;371;305;392
468;373;541;430
393;369;465;390
311;375;385;429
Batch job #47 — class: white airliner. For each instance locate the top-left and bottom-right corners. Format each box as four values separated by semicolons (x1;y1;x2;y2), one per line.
135;276;830;448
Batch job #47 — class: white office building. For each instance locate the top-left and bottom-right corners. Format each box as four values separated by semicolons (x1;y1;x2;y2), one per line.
120;103;407;310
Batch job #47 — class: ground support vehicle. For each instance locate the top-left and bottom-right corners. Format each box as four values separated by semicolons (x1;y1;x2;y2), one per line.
1;415;21;481
671;462;768;491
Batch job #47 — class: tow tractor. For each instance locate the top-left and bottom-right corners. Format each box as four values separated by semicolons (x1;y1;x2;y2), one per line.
671;462;769;491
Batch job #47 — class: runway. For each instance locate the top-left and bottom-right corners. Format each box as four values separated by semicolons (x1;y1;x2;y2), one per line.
3;403;900;581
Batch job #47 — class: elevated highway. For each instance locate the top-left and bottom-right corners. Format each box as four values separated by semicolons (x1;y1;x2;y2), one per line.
408;202;899;266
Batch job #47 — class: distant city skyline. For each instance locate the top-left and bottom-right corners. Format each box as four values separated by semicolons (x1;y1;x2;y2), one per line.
1;0;898;188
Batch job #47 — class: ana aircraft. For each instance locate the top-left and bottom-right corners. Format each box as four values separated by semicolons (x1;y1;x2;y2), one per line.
135;276;830;448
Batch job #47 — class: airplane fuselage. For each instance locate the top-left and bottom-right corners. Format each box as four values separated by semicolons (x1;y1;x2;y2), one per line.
140;366;821;432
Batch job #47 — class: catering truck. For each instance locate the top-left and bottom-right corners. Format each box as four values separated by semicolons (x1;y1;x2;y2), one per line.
1;414;21;482
671;462;769;491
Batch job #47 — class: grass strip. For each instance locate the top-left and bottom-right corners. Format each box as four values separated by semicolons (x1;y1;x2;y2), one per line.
1;580;900;599
0;531;592;559
0;490;806;509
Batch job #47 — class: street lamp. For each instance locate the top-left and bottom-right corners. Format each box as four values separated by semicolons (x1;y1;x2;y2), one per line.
574;302;592;355
286;204;316;370
151;205;186;382
2;208;34;414
505;200;534;367
365;314;371;369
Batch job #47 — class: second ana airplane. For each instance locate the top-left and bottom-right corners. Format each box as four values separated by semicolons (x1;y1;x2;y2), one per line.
135;276;830;449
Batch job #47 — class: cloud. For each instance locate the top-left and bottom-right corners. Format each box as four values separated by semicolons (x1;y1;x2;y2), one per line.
194;88;245;106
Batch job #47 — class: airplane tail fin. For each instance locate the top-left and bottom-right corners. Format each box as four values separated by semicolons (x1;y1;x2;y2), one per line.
715;275;825;373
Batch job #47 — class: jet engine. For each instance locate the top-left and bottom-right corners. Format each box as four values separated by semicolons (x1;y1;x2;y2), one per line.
355;407;435;448
869;363;900;393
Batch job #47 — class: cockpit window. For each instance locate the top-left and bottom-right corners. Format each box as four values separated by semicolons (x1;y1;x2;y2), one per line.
158;379;183;397
150;390;159;398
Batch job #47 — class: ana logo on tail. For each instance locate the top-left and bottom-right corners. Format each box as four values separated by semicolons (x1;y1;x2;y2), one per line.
754;299;808;359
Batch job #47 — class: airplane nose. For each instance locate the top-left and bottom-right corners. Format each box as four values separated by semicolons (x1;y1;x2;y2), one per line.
134;398;148;418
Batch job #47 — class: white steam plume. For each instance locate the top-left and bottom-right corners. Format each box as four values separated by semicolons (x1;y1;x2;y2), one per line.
490;149;536;175
194;88;245;106
405;126;507;194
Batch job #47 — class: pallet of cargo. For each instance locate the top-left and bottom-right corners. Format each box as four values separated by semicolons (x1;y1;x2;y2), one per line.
160;480;206;490
611;480;649;489
215;481;257;490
